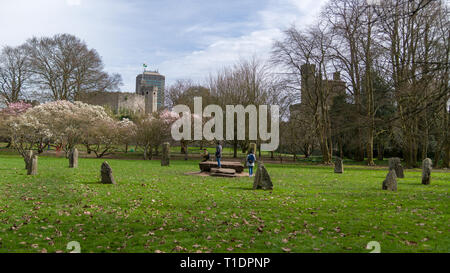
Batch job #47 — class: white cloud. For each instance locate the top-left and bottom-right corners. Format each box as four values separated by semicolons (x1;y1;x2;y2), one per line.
161;0;328;85
0;0;329;92
66;0;81;6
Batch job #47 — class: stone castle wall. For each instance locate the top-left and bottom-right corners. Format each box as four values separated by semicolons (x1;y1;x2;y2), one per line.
290;64;346;118
78;91;145;114
117;93;145;113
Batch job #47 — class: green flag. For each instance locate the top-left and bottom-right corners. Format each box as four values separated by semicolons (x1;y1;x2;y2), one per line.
143;63;147;68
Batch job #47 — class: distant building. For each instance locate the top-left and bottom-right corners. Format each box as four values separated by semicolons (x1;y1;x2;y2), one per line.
136;70;165;111
290;63;346;117
79;70;166;115
78;91;146;114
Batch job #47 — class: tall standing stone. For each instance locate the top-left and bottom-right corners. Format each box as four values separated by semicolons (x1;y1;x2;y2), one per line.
101;161;116;184
27;155;38;175
422;158;432;185
389;157;404;178
69;148;79;168
382;169;397;191
334;157;344;173
253;162;273;190
161;142;170;166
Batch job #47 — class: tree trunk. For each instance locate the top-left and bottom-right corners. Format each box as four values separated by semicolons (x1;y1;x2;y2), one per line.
149;146;153;160
366;135;375;166
355;129;365;161
377;143;384;161
443;141;450;168
258;143;261;159
143;145;148;160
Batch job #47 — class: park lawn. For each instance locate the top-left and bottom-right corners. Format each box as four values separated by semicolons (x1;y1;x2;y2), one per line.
0;154;448;253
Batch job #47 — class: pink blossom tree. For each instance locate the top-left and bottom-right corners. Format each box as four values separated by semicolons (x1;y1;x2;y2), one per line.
1;101;32;116
0;101;33;148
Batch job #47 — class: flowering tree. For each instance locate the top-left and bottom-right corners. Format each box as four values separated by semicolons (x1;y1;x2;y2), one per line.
116;118;137;153
135;110;178;160
1;101;32;116
7;112;52;168
0;101;33;147
25;101;110;156
82;117;116;158
82;118;136;158
7;100;111;167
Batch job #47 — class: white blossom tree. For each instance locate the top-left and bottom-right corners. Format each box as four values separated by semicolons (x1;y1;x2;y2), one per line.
135;110;178;160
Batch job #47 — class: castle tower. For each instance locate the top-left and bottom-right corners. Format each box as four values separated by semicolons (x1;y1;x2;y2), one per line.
145;86;159;114
300;63;316;106
136;70;165;112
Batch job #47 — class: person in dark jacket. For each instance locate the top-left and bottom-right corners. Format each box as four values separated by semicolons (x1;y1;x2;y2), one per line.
215;141;222;168
201;149;210;162
246;150;256;177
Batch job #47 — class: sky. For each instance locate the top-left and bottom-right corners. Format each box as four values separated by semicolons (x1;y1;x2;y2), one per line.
0;0;328;93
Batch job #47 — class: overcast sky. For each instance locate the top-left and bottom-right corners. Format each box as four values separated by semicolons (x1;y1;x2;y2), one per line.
0;0;328;93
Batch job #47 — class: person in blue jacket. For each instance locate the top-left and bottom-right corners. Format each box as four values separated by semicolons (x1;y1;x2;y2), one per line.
247;150;256;177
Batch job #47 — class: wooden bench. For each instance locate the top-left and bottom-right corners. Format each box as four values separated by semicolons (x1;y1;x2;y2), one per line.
199;161;244;173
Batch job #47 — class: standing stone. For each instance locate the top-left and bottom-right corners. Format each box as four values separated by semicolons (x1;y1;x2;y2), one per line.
382;169;397;191
69;148;79;168
388;157;404;178
253;162;273;190
27;155;38;175
100;161;116;184
161;142;170;166
422;158;432;185
334;157;344;173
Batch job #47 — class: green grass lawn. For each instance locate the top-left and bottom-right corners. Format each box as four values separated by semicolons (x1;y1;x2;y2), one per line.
0;153;448;253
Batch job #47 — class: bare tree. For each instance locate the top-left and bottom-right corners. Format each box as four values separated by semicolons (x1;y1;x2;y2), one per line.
377;0;449;167
0;45;31;104
272;23;336;164
282;108;317;160
324;0;367;162
25;33;122;102
208;57;285;158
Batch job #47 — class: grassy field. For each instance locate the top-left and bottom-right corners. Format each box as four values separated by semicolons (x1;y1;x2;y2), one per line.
0;153;448;253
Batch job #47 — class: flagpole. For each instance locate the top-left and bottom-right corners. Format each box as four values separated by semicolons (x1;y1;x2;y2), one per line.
141;64;146;94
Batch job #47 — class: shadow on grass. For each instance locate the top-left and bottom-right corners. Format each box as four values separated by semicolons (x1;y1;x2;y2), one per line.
402;182;450;188
80;181;102;185
227;186;254;191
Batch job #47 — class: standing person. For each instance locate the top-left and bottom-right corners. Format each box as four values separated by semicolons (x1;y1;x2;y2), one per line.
215;141;222;168
247;150;256;177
